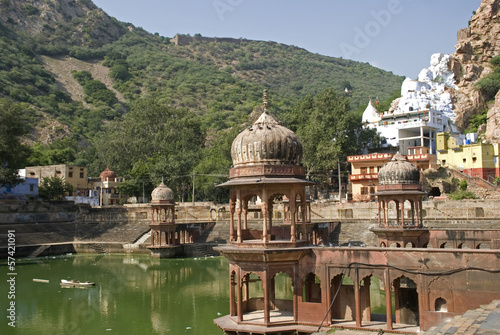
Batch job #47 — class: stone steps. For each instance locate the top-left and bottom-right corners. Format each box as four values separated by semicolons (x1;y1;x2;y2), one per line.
424;300;500;335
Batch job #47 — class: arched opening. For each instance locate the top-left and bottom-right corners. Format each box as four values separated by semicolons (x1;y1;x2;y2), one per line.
429;187;441;197
439;242;453;249
458;242;472;249
389;242;401;248
380;242;387;248
241;272;264;316
394;276;419;326
405;242;415;248
302;273;321;303
435;297;447;312
476;243;490;249
330;274;355;321
368;275;395;322
272;272;294;315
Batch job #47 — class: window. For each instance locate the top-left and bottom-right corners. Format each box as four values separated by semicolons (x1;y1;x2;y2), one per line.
80;172;84;178
361;187;368;195
369;166;375;173
463;158;466;163
442;159;446;165
473;157;477;163
68;172;73;178
30;184;34;192
369;187;375;194
360;167;367;174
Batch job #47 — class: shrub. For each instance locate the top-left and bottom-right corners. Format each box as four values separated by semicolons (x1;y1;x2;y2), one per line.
38;175;74;201
448;190;477;200
69;46;105;60
459;179;468;191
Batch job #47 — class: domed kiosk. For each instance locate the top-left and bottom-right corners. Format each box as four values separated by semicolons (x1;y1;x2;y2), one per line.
218;90;314;246
372;153;429;248
148;180;179;258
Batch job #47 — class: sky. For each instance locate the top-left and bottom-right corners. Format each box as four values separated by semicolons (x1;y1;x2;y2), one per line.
92;0;482;79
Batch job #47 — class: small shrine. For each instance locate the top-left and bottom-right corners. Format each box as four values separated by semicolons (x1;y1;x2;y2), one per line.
371;153;429;247
148;180;179;258
218;90;314;247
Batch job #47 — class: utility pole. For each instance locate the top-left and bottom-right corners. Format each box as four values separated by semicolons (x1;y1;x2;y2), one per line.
192;171;195;205
338;159;341;203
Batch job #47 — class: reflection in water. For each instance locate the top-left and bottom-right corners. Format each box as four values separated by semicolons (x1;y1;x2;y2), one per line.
0;254;228;334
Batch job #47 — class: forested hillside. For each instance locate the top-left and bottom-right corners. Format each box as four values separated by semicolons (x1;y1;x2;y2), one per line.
0;0;403;201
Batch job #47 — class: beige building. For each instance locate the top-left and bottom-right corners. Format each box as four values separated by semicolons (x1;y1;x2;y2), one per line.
96;166;126;206
25;165;89;195
348;147;437;201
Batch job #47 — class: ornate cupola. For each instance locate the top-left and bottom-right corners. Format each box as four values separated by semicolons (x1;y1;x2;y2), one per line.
99;166;117;181
227;90;305;181
151;180;174;204
377;153;421;190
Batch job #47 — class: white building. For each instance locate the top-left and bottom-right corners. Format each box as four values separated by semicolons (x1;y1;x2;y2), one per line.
363;53;464;154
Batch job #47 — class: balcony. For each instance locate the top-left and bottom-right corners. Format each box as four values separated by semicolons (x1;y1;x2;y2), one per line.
349;174;379;181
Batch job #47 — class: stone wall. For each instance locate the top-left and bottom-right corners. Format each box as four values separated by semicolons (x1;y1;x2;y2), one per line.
2;199;500;255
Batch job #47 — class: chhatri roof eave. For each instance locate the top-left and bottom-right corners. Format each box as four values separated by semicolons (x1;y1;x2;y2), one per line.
217;176;315;188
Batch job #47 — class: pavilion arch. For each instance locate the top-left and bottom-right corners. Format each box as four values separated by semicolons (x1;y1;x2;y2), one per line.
476;243;490;249
302;272;321;303
435;297;447;312
458;242;472;249
330;273;356;321
393;275;419;326
240;272;264;316
271;271;294;312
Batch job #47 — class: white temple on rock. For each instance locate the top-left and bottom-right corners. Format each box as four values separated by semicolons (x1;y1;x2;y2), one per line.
363;53;464;154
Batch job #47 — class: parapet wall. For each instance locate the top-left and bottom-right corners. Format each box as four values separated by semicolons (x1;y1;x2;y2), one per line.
169;33;279;47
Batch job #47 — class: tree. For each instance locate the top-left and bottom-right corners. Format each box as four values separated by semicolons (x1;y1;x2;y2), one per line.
38;175;74;201
93;97;205;201
0;99;29;187
285;87;380;180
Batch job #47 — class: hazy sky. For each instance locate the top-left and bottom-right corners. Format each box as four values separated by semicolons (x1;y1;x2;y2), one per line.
92;0;481;78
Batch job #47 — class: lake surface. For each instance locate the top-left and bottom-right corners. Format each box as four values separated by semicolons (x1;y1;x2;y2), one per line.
1;254;229;335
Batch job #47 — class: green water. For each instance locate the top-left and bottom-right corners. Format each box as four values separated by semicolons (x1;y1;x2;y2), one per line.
1;254;229;335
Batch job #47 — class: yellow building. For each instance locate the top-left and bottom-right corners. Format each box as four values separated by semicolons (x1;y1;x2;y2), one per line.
25;165;89;195
436;132;500;181
348;147;437;201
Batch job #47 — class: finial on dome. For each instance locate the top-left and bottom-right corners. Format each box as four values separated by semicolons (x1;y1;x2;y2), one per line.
263;89;268;111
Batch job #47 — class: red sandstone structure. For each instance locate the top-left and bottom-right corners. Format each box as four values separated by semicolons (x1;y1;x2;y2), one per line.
214;92;500;335
148;180;199;258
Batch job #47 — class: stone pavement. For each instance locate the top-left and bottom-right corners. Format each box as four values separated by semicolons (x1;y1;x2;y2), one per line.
424;300;500;335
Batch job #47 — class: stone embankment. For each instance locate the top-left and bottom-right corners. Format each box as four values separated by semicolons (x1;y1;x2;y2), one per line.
1;199;500;257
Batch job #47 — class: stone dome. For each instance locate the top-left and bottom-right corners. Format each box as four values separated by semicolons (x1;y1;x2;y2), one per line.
231;111;302;167
378;153;420;185
99;166;117;181
151;181;174;202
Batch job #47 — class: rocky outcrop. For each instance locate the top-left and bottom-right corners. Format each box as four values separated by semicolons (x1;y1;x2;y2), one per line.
485;90;500;141
0;0;125;47
449;0;500;132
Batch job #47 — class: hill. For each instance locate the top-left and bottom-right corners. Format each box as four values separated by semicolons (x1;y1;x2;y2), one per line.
0;0;404;200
